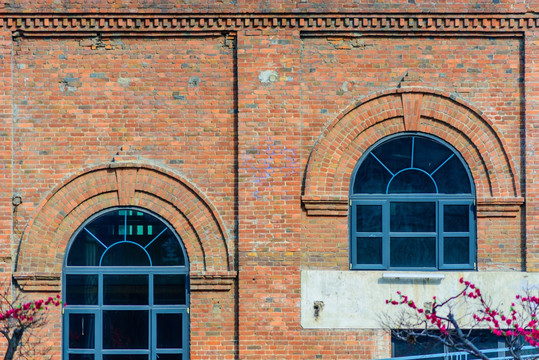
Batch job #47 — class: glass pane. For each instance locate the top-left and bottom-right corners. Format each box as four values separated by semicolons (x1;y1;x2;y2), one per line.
67;233;105;266
102;356;148;360
103;310;148;349
444;237;470;265
66;275;98;305
85;211;126;247
444;205;470;232
69;313;95;349
353;154;392;194
372;136;412;174
156;355;183;360
104;275;148;305
387;169;437;194
356;237;382;265
390;237;436;268
154;275;187;305
432;155;472;194
69;354;94;360
392;333;444;358
390;202;436;232
125;212;168;248
146;231;185;266
413;137;453;174
355;205;382;232
100;243;151;266
157;313;183;349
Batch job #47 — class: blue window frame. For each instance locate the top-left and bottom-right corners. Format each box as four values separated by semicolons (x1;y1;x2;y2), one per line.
63;208;189;360
350;134;475;270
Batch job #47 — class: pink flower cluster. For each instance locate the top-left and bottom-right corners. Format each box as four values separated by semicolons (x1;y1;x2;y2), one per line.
0;294;63;323
386;278;539;347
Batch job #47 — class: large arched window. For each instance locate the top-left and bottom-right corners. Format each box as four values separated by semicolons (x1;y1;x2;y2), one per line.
350;134;475;270
63;208;189;360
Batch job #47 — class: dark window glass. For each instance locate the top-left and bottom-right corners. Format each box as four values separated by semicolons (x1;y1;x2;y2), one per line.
157;313;183;349
100;243;151;267
390;237;436;268
356;237;383;265
103;275;148;305
444;205;470;232
444;237;470;265
146;232;185;266
85;211;125;247
413;137;453;174
353;154;392;194
356;205;382;232
102;356;148;360
156;355;183;360
67;234;104;267
154;275;187;305
371;137;412;174
69;354;95;360
392;335;444;359
103;310;148;349
387;170;436;194
390;202;436;232
69;313;95;349
432;155;471;194
66;275;98;305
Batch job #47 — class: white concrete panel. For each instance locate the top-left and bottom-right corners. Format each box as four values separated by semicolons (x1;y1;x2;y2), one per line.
301;270;539;329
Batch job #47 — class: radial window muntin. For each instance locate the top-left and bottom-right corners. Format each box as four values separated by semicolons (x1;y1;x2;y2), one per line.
63;207;190;360
350;133;476;271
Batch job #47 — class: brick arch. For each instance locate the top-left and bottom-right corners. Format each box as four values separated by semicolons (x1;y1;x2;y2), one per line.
15;163;232;275
303;88;519;207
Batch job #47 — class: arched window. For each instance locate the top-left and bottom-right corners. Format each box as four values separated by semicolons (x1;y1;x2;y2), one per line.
350;134;475;270
63;208;189;360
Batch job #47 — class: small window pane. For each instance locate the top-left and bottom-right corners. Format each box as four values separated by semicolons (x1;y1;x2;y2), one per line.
390;237;436;268
103;275;148;305
413;137;453;174
391;202;436;232
444;205;470;232
103;311;148;349
372;136;412;174
154;275;187;305
100;243;151;267
69;354;94;360
353;154;392;194
387;170;437;194
444;237;470;265
356;237;383;265
157;313;183;349
392;334;444;358
146;231;185;266
67;234;105;266
66;275;98;305
102;356;148;360
432;155;472;194
356;205;382;232
69;313;95;349
156;355;182;360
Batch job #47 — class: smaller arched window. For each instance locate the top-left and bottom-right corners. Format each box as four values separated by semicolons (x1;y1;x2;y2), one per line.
350;134;475;270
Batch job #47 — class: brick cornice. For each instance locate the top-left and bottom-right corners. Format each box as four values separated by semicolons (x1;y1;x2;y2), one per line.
0;13;537;34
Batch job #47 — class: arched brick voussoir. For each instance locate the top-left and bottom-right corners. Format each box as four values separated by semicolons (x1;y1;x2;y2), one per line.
303;88;519;202
16;163;232;275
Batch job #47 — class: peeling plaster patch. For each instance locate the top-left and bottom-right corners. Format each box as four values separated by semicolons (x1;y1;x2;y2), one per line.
118;78;131;86
189;76;200;87
259;70;278;84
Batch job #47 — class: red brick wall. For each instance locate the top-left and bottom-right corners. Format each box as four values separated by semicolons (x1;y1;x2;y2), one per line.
0;6;535;360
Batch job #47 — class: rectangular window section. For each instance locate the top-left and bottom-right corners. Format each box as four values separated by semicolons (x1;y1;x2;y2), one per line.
66;275;98;306
69;313;95;349
356;236;383;265
390;237;436;268
356;205;382;232
390;202;436;232
103;310;149;349
103;275;148;305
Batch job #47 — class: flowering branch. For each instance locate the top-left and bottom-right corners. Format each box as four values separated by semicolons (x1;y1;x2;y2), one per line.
384;278;539;360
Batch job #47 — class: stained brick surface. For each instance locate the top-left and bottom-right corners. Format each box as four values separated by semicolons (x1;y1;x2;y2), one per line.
0;2;536;359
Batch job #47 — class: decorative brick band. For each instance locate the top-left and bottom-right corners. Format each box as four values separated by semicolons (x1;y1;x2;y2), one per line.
2;14;538;34
190;271;237;292
476;197;525;218
13;273;61;292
